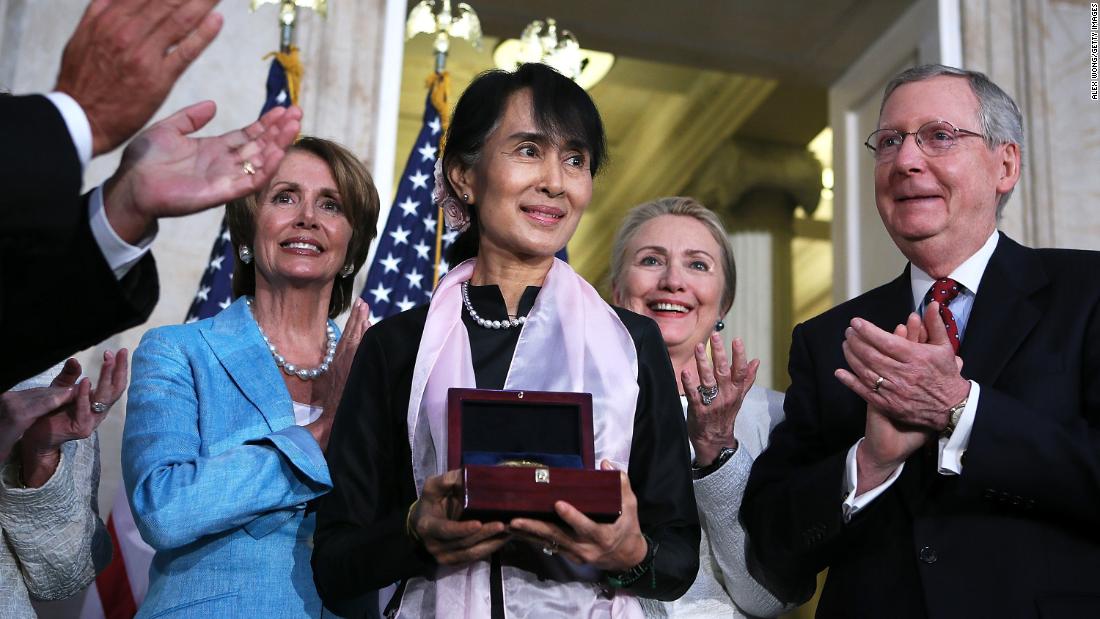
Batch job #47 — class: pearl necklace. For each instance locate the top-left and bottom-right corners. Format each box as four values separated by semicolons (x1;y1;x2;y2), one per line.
461;282;527;329
247;298;337;380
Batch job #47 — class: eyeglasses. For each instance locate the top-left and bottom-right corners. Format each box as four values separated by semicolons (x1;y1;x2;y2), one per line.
864;120;984;161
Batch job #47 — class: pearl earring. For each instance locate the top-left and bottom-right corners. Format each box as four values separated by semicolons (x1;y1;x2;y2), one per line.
462;193;470;203
715;319;725;332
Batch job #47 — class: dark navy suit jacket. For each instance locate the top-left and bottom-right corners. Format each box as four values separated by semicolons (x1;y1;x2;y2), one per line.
743;233;1100;619
0;94;157;389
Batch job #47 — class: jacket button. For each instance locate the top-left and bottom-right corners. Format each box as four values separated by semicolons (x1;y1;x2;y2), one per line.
919;546;938;564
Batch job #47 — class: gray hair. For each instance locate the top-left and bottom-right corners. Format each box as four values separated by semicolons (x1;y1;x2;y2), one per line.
609;197;737;314
882;64;1024;215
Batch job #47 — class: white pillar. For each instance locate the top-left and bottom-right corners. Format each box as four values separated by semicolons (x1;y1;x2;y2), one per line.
726;229;777;390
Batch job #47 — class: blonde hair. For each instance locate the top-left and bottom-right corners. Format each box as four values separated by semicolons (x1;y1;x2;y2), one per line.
609;196;736;314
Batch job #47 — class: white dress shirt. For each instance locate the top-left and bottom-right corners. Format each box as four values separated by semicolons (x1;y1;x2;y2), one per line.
45;92;154;280
291;401;323;426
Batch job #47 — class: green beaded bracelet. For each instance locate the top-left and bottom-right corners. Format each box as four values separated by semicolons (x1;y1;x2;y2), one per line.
605;533;658;589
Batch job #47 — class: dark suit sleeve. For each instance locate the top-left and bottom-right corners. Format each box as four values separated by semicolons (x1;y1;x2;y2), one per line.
0;94;84;251
0;194;158;390
621;315;700;600
312;318;435;609
954;255;1100;530
741;322;851;604
962;383;1100;527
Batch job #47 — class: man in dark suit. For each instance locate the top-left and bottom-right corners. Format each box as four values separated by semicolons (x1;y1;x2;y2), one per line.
0;0;301;390
3;0;224;250
742;64;1100;618
1;0;224;389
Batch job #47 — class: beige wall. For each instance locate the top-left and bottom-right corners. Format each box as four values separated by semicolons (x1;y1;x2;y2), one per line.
963;0;1100;251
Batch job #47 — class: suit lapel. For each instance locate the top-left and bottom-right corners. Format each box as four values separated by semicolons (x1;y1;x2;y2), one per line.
864;267;916;332
199;298;293;431
958;234;1048;386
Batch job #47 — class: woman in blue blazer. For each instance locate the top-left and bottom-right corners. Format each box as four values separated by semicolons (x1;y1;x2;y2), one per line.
123;137;378;618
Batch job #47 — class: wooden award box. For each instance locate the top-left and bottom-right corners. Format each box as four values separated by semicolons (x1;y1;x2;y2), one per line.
446;388;621;523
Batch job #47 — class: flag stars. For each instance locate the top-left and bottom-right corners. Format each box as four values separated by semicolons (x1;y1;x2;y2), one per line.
220;228;231;242
358;109;451;322
417;142;437;162
389;226;411;245
408;170;430;190
379;253;401;274
398;196;420;218
196;285;211;302
405;269;424;290
369;283;392;304
209;255;224;271
442;230;458;246
219;297;232;310
438;259;450;276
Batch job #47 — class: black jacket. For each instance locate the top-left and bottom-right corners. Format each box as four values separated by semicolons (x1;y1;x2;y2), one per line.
743;233;1100;619
0;94;157;389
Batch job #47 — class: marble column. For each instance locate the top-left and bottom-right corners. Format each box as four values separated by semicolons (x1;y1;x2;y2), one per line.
686;139;822;390
961;0;1100;250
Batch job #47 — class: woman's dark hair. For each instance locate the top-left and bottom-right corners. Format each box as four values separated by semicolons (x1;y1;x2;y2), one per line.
443;63;607;264
226;136;380;318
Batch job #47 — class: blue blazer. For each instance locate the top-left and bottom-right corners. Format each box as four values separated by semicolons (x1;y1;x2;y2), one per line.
123;298;338;618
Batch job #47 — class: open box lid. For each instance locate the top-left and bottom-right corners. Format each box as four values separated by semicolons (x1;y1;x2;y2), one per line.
446;388;595;471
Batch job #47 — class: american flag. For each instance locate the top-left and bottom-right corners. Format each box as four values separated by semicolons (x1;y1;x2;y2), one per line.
184;55;294;322
359;85;453;321
81;54;297;619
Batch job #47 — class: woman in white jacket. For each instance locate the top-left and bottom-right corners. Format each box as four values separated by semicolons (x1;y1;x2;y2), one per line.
611;197;794;618
0;354;126;617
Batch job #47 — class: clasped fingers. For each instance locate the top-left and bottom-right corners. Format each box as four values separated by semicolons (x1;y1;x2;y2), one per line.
421;517;510;566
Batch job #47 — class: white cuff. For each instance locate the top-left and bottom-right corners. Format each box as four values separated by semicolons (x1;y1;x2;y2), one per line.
937;380;980;475
45;92;93;169
89;185;154;279
842;438;904;523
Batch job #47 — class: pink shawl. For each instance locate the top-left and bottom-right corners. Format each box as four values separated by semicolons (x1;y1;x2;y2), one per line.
400;258;643;618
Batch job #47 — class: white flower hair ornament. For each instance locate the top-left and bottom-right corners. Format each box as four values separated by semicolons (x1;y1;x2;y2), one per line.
433;158;471;233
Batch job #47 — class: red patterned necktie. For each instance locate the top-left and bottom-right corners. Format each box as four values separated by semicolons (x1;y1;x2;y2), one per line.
925;277;963;353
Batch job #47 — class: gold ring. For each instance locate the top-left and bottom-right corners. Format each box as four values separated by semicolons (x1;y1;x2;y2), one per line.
242;160;256;176
873;376;885;392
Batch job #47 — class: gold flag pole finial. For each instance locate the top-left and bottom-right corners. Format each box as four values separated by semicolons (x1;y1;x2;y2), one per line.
406;0;482;73
250;0;328;53
406;1;481;287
